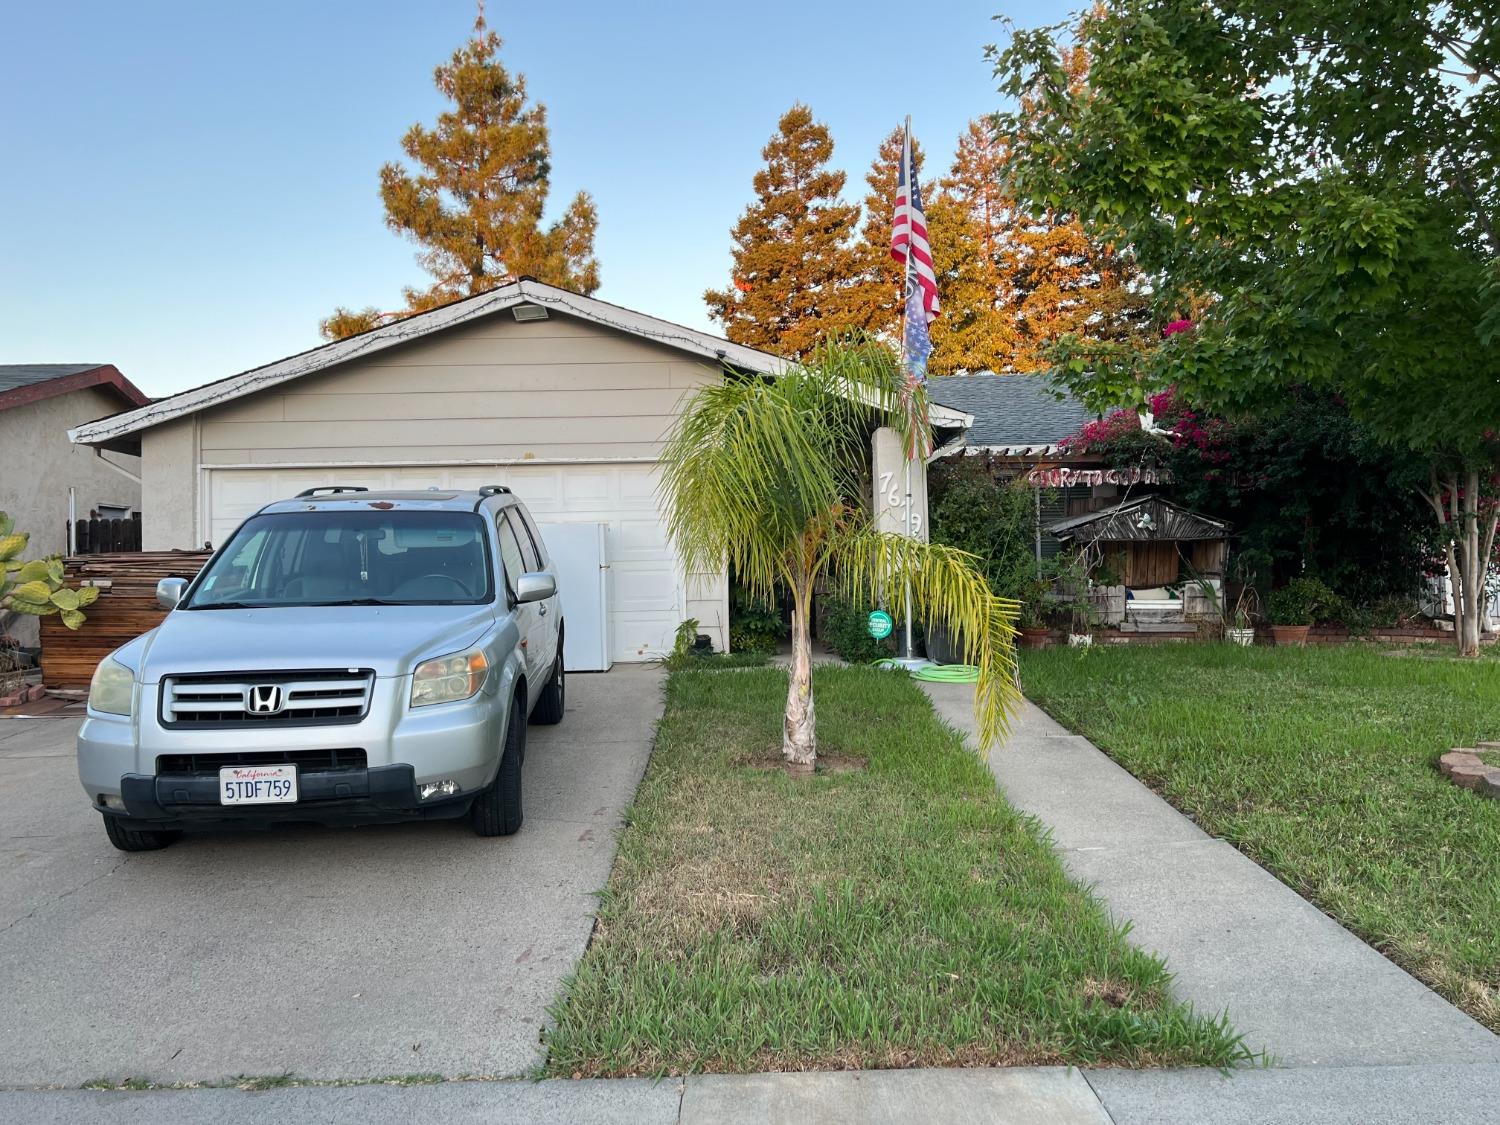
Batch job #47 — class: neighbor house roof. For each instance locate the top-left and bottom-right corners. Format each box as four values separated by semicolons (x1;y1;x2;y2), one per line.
1048;496;1229;544
0;363;149;415
69;278;971;447
927;373;1092;454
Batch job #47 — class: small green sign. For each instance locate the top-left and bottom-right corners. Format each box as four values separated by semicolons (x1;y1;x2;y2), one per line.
867;609;894;640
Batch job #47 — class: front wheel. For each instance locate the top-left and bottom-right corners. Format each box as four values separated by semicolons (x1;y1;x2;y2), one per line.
103;815;181;852
531;649;565;726
471;696;525;837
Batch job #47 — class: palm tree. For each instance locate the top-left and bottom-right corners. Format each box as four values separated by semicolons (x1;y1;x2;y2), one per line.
660;340;1021;772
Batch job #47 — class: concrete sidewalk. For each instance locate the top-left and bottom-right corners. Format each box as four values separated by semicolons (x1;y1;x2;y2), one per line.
920;685;1500;1108
6;1062;1500;1124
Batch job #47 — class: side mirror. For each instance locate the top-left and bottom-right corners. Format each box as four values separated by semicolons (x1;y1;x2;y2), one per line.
514;572;556;605
156;577;188;610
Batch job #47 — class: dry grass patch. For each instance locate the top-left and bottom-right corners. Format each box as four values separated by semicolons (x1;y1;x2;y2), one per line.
544;666;1247;1077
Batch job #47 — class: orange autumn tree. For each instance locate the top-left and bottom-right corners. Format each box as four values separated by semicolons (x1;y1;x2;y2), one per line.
847;113;1146;375
322;15;599;340
705;105;863;359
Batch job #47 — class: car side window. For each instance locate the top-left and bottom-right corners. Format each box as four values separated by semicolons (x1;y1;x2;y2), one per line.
503;509;542;573
513;507;549;568
494;514;526;597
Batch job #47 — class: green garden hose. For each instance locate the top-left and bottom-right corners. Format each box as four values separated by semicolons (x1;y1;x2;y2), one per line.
912;664;981;683
872;659;982;683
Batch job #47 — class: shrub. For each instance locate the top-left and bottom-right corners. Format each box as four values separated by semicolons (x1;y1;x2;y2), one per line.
822;594;894;664
1367;594;1424;630
1267;576;1340;626
927;458;1046;604
728;583;785;654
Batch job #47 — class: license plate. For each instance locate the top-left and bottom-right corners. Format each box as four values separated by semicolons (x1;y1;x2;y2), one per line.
219;764;299;805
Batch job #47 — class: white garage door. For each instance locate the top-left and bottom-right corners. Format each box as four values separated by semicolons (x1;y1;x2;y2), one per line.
206;464;682;665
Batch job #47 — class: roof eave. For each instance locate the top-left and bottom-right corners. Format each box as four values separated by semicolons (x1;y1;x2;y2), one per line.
70;280;789;447
1;365;149;419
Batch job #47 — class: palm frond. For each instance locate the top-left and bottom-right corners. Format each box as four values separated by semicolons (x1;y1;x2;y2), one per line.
833;530;1022;752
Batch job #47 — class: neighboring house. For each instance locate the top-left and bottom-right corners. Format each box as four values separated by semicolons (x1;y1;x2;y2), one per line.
0;364;149;645
929;375;1226;631
930;373;1157;558
69;280;969;666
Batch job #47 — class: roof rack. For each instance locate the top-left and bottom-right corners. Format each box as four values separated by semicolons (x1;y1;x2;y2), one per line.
295;486;370;498
478;484;512;496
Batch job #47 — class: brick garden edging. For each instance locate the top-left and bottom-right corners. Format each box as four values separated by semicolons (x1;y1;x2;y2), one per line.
1439;743;1500;799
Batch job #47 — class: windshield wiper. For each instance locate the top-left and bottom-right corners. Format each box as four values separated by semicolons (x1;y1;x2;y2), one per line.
184;600;262;611
304;598;426;607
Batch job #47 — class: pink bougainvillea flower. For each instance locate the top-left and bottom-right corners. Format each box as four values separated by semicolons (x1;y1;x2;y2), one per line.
1163;319;1193;337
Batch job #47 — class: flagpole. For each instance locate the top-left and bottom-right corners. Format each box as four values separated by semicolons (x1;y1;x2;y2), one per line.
895;115;932;672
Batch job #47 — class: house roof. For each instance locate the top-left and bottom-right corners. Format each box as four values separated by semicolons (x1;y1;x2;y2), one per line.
927;373;1092;454
0;363;150;415
69;279;970;447
1048;495;1229;544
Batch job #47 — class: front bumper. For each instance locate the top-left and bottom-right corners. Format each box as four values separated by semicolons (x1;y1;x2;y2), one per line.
108;764;473;829
79;674;507;830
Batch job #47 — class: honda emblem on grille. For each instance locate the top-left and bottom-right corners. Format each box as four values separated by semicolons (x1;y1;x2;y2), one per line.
247;684;285;715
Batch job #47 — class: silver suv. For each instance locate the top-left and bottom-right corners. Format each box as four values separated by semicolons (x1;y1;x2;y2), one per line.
76;486;565;852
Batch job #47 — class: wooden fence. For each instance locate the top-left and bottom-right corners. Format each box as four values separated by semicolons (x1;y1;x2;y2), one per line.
40;551;213;691
68;514;143;554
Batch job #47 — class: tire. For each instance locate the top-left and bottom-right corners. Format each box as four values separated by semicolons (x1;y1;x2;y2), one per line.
530;647;565;726
103;816;181;852
471;696;525;837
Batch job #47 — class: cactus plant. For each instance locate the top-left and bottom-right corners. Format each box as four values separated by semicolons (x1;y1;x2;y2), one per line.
0;513;98;630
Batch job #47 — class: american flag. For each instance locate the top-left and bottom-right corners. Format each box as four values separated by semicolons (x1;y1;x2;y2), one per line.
890;128;939;323
892;124;935;459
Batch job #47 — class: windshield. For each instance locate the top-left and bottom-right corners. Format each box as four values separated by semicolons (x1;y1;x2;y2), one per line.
184;510;495;609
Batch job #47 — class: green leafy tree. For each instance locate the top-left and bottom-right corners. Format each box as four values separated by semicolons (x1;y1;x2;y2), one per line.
660;342;1020;771
704;105;863;359
321;17;599;340
0;513;98;631
992;1;1500;654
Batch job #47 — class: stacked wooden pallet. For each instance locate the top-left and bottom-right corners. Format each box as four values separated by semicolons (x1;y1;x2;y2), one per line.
40;551;212;692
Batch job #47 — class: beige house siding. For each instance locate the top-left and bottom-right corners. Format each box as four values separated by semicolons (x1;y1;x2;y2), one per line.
138;309;732;653
0;387;141;644
195;314;718;465
139;415;200;551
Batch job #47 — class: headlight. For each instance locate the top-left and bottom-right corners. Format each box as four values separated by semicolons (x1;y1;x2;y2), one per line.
88;657;135;717
410;648;488;707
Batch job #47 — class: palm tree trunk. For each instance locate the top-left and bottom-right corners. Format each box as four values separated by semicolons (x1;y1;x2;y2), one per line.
782;582;816;774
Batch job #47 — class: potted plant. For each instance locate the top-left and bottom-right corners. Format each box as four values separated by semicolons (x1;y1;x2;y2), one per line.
1017;594;1052;649
1226;586;1259;646
1266;577;1334;646
1052;552;1096;646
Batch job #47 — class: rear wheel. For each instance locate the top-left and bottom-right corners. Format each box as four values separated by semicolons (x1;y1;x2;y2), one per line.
103;816;181;852
470;697;525;837
531;646;565;726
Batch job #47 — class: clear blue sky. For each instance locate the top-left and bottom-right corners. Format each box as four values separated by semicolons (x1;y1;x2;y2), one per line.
1;0;1063;397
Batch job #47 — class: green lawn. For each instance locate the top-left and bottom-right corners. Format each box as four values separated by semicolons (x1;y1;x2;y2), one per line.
1021;643;1500;1033
544;666;1246;1076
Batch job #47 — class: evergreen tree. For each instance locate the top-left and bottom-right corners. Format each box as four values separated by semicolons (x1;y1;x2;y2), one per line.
704;105;862;358
844;115;1142;376
840;127;931;342
321;18;598;340
930;121;1022;374
842;126;999;374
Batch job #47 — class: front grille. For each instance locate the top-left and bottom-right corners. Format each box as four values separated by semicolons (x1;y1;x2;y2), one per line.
160;670;375;728
156;748;368;775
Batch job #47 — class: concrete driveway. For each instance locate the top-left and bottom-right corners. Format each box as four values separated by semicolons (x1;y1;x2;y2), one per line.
0;666;662;1088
